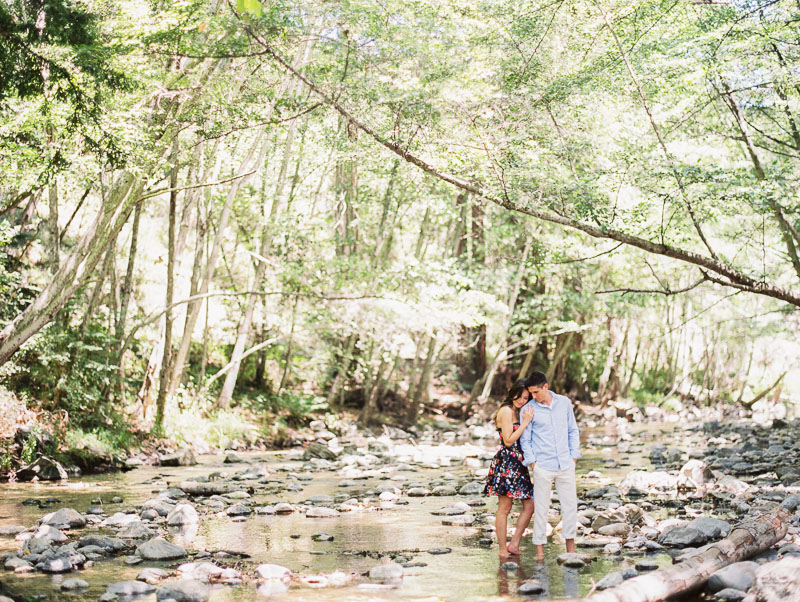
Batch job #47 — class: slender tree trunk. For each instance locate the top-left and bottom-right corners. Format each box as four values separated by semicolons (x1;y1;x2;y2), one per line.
360;353;387;425
479;238;532;400
254;295;267;387
47;175;59;273
327;334;356;405
406;335;424;403
277;295;299;393
622;336;641;398
373;159;399;264
407;336;437;424
216;120;299;408
154;143;179;432
172;128;268;397
168;150;221;394
546;331;576;386
598;318;622;403
116;201;142;348
79;247;113;336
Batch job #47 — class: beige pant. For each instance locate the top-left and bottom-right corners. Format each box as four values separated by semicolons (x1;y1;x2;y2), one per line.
532;463;577;545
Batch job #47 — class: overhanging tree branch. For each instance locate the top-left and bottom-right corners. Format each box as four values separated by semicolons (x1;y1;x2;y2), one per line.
248;31;800;309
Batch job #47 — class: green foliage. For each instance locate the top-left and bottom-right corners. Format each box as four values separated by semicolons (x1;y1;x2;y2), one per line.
20;428;38;464
3;317;130;433
245;393;328;428
0;0;132;171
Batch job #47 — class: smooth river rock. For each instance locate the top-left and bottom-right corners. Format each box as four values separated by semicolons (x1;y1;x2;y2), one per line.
156;579;210;601
40;508;86;529
137;537;187;561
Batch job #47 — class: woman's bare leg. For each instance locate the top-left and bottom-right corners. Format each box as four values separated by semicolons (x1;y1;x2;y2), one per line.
495;496;513;558
507;498;534;554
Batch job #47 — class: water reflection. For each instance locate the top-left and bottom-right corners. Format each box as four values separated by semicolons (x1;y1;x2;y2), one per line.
0;426;682;602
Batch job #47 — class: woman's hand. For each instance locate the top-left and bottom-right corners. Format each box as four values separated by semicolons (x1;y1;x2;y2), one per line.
521;406;534;424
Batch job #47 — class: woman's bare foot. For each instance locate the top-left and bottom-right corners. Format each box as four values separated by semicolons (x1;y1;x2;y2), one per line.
506;544;521;555
498;550;510;559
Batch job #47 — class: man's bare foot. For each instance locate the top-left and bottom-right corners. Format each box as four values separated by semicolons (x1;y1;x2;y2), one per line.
506;544;521;555
536;554;544;562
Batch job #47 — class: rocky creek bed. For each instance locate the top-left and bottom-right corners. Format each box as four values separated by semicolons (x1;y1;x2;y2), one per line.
1;417;799;602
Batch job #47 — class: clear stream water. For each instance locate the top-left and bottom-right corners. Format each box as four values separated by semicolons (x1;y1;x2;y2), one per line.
0;423;691;601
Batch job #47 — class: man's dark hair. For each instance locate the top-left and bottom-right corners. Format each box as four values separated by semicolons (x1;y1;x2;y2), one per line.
527;371;548;387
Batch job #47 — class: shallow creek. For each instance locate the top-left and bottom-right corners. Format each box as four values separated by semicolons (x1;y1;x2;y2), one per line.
0;423;701;601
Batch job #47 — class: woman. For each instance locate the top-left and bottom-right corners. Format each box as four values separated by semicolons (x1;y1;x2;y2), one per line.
483;379;535;557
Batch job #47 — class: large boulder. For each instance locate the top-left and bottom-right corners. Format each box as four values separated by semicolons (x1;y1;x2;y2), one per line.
749;556;800;602
167;503;199;526
255;564;291;581
658;526;707;547
708;561;758;593
160;448;197;467
137;537;187;561
678;460;715;489
106;581;156;597
78;534;127;553
687;517;731;540
178;562;223;582
619;471;677;494
302;441;340;461
368;561;403;583
156;579;210;601
41;508;86;529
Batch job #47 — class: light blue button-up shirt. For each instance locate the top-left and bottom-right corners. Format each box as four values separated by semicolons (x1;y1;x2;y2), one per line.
520;392;581;471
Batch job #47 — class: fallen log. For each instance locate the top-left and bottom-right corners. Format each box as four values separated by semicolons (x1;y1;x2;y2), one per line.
580;496;799;602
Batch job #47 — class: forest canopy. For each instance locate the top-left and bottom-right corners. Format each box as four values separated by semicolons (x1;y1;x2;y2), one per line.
0;0;798;444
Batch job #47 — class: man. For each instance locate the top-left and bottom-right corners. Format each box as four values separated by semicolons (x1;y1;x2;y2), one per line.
519;371;581;561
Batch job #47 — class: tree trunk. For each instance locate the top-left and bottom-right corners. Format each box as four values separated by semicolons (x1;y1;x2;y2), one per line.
136;321;164;423
581;507;791;602
167;150;220;394
407;335;437;424
216;117;298;408
116;201;142;349
154;142;179;433
171;127;268;398
79;246;113;336
360;353;387;425
327;334;356;406
277;295;299;393
47;175;60;273
373;159;400;264
479;237;532;400
596;316;627;405
546;331;576;386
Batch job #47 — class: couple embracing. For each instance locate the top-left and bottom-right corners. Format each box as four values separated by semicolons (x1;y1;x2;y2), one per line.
483;371;581;561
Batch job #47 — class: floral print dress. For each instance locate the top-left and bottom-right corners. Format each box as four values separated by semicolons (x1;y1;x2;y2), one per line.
483;422;534;499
